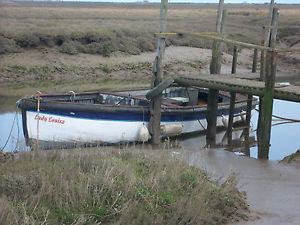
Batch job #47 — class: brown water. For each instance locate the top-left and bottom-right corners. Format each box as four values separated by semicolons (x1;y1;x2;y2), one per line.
179;148;300;225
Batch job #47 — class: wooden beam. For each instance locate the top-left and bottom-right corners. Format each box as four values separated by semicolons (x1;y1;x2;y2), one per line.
146;77;174;100
155;32;273;51
149;0;168;147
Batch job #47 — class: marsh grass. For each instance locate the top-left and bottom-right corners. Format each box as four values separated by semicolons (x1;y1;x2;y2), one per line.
1;2;300;55
0;149;248;224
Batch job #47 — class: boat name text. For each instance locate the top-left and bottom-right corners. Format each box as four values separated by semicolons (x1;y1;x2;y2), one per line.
34;114;65;124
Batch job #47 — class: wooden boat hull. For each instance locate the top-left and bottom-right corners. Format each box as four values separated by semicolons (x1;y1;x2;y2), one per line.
17;88;257;149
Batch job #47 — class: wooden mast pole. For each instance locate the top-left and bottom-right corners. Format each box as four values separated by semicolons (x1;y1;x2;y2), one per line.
149;0;168;147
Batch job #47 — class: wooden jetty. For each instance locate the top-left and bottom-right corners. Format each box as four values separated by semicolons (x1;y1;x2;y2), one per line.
174;75;300;103
149;0;300;159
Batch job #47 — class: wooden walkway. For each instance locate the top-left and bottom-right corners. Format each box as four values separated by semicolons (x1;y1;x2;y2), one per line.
175;73;300;103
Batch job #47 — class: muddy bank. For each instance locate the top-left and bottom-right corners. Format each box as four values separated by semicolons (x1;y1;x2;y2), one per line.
179;148;300;225
0;46;254;96
280;149;300;169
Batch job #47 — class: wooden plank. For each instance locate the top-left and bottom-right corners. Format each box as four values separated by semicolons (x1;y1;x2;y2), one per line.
155;32;273;51
146;77;174;100
174;76;300;103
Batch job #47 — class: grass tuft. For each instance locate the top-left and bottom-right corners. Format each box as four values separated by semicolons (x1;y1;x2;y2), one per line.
0;149;249;225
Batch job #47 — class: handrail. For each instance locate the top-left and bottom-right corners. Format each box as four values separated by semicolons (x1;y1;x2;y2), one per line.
264;25;300;29
155;32;273;51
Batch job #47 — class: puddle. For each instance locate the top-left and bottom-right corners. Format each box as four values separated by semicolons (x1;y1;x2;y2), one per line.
0;96;299;161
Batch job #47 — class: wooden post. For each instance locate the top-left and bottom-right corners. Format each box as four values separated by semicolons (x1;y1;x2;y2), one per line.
244;48;258;145
252;49;258;73
149;0;168;147
227;45;238;146
231;46;238;74
258;8;279;159
268;0;275;30
206;1;225;147
257;1;275;154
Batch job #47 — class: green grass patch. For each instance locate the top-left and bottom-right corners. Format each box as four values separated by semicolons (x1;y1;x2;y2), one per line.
0;149;249;225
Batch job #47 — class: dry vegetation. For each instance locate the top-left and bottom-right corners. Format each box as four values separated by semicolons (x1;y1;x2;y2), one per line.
0;149;248;224
1;1;300;56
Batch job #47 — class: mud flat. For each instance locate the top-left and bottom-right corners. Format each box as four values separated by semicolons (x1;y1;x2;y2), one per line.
179;148;300;225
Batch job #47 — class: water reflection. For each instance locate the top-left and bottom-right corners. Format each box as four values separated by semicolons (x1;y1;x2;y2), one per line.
0;112;27;152
250;99;300;160
0;97;299;160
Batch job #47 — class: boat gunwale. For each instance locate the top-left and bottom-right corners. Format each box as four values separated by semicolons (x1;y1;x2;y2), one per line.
17;88;258;113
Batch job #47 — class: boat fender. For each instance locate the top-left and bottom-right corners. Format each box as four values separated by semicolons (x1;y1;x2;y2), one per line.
160;124;183;136
139;124;150;142
221;115;229;128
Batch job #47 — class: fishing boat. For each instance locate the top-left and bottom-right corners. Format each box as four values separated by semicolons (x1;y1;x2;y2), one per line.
17;85;257;149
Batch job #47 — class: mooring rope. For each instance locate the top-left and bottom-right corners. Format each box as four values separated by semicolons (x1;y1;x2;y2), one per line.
185;88;206;131
254;108;300;123
13;111;20;152
69;91;76;102
0;108;18;152
36;91;42;149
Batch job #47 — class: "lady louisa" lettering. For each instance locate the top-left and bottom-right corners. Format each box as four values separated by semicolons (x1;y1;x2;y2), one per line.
34;114;65;125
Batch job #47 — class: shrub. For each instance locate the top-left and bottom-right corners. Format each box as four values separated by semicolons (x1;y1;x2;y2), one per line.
15;34;40;48
38;34;55;47
103;43;111;57
86;42;111;57
137;36;156;52
86;42;103;54
0;36;22;54
60;41;86;55
101;64;112;73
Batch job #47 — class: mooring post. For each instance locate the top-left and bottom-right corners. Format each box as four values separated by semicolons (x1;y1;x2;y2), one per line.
244;49;258;147
206;0;225;147
268;0;275;29
258;8;279;159
149;0;168;147
257;1;275;155
227;45;238;146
